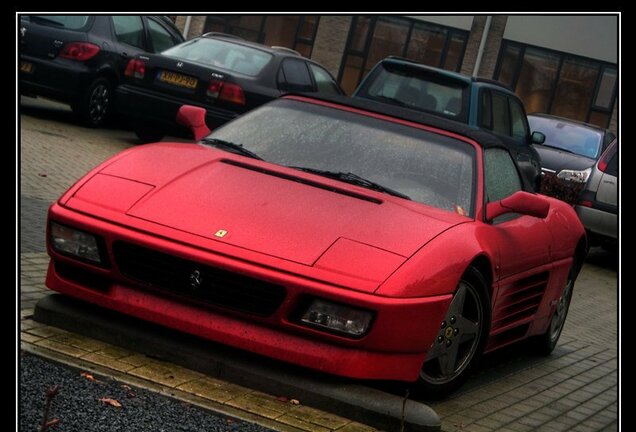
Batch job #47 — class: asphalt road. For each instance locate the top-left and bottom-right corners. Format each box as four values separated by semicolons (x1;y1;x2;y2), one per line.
19;96;620;431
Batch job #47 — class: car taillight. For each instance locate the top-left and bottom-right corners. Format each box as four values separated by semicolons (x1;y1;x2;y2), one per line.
59;42;100;61
206;79;245;106
124;59;146;79
597;143;616;173
579;200;593;208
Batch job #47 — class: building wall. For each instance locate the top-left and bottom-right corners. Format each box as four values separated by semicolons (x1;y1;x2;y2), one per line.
460;15;508;78
310;16;352;78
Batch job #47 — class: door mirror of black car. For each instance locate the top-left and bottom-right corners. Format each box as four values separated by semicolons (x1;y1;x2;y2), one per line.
531;131;546;144
176;105;211;141
486;191;550;221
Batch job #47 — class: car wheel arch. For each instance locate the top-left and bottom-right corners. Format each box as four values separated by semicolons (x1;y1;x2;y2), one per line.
466;255;494;299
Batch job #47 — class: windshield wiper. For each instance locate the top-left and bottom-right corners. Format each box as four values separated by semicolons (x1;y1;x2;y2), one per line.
291;167;411;200
201;138;263;160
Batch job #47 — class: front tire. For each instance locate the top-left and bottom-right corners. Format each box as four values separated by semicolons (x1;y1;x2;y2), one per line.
417;267;490;399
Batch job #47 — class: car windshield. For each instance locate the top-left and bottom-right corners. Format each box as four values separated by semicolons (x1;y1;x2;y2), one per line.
360;64;466;120
528;116;603;159
207;98;476;217
162;38;273;77
29;15;90;29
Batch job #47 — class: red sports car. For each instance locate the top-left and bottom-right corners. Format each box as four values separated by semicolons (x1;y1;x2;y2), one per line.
45;94;586;397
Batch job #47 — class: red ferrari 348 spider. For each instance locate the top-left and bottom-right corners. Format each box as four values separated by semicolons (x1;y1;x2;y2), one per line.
45;94;586;397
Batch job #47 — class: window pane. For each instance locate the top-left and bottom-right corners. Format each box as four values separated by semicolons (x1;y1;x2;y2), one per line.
443;33;467;72
112;16;144;48
515;47;560;113
492;92;511;136
280;59;313;91
588;110;610;128
298;16;318;40
594;67;617;109
294;42;312;58
340;56;364;95
497;44;521;87
263;16;299;48
406;25;446;67
480;91;492;129
229;16;264;42
350;16;372;52
551;57;599;122
509;98;529;141
147;19;176;53
365;18;409;72
309;64;341;94
484;148;521;203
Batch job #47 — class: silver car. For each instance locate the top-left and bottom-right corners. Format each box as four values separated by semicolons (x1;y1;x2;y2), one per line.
575;139;618;248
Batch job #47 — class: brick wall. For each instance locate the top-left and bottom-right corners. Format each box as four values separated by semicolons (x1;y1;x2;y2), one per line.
461;15;508;79
310;16;353;78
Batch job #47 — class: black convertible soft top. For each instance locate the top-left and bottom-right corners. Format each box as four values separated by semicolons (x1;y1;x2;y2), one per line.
287;92;509;150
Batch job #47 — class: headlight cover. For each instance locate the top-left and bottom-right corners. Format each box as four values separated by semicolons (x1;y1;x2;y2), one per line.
299;299;374;338
50;222;103;264
556;167;592;184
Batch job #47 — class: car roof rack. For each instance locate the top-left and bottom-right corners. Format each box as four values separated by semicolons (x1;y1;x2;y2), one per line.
270;46;302;56
202;32;244;41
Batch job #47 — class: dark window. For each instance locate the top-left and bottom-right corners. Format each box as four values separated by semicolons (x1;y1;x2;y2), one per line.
112;16;145;49
495;41;617;129
509;98;529;142
278;59;313;92
491;92;510;136
338;16;468;95
147;18;178;53
480;90;492;129
308;64;341;94
204;16;319;57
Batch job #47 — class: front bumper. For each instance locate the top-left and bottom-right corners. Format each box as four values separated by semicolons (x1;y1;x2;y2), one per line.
46;203;452;382
116;84;239;130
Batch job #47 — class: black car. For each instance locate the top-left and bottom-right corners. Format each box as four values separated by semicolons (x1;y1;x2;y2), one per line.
353;57;544;191
19;15;184;127
528;114;616;204
115;33;344;142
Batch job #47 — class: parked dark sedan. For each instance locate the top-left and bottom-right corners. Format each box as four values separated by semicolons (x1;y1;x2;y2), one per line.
115;33;344;142
19;15;184;127
528;114;616;204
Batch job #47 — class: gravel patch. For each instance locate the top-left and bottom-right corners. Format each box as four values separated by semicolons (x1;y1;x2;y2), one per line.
20;353;273;432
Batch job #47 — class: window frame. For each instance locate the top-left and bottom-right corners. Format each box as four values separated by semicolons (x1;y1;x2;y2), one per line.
111;15;147;50
494;40;617;128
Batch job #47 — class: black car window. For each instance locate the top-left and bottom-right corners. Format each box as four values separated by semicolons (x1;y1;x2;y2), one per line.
603;131;616;148
491;92;511;137
308;64;341;95
509;97;529;143
147;18;178;53
278;59;313;92
479;90;492;129
484;148;522;203
112;16;145;49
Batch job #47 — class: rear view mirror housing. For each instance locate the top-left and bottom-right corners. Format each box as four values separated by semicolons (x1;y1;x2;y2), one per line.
486;191;550;221
176;105;211;141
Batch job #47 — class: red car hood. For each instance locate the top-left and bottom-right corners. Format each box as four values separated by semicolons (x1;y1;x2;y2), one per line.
69;144;466;267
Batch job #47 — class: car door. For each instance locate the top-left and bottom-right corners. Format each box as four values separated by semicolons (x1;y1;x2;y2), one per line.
109;16;148;74
482;148;553;338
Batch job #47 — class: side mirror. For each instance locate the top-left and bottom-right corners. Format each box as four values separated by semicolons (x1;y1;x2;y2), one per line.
531;131;546;144
176;105;211;141
486;191;550;221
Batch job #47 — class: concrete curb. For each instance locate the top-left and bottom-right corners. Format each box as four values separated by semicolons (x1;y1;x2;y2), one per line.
34;294;441;432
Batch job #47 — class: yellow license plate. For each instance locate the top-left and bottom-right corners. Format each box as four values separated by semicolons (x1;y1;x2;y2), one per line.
159;70;197;89
20;61;33;73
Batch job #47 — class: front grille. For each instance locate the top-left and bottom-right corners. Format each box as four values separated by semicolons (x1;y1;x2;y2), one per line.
113;242;286;316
